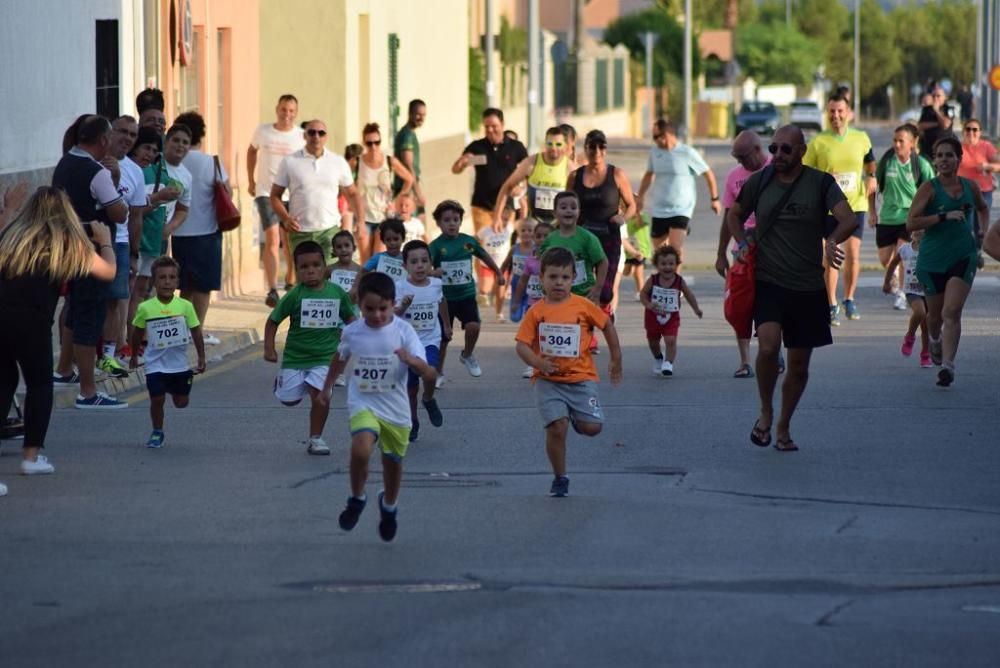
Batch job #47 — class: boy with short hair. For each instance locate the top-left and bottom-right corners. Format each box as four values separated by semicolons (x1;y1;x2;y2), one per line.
320;273;436;542
428;200;505;380
395;240;451;442
130;256;206;448
264;241;356;455
359;218;407;283
515;247;622;497
329;230;363;294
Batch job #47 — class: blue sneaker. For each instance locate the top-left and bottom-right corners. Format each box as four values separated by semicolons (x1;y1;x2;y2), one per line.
549;475;570;498
422;398;443;427
377;492;398;542
75;392;127;410
829;304;841;327
145;430;165;448
339;496;367;531
843;299;860;321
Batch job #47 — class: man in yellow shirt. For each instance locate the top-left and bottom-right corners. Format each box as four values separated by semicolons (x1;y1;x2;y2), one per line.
803;93;877;325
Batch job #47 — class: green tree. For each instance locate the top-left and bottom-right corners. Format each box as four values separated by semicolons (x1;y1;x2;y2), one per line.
855;0;901;101
468;47;485;132
734;22;823;87
793;0;851;84
603;7;700;86
928;1;977;87
693;0;757;28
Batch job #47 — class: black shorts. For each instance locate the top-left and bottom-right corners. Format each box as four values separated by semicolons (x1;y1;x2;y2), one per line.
753;281;832;349
875;224;910;249
624;257;643;267
66;277;110;346
172;232;222;293
824;212;865;240
446;297;480;329
651;216;689;238
146;370;194;398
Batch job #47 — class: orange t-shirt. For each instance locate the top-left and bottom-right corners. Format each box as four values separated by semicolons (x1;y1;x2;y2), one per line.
958;141;997;192
515;294;608;384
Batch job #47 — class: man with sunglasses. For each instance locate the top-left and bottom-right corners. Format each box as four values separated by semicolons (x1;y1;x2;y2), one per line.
725;125;858;452
491;126;569;227
270;119;366;267
803;93;876;325
918;86;955;159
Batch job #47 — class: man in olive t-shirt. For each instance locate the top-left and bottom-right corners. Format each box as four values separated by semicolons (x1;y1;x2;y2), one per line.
394;99;426;209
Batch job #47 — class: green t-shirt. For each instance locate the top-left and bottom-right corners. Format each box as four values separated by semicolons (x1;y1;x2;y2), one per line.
737;167;845;292
393;124;420;194
538;226;608;296
918;177;978;273
626;214;653;260
878;154;935;225
140;162;167;256
269;282;355;369
429;233;490;301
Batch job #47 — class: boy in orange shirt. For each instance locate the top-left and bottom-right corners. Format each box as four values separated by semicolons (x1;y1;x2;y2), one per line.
515;247;623;497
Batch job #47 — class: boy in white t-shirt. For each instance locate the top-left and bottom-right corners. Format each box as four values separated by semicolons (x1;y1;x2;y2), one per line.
320;273;437;542
396;193;427;243
395;240;451;442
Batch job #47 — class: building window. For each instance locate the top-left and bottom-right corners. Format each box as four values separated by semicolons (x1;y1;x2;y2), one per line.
96;20;120;118
595;59;608;113
613;58;625;109
180;26;201;112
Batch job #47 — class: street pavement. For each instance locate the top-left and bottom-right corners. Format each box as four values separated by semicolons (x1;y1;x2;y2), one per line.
3;269;999;666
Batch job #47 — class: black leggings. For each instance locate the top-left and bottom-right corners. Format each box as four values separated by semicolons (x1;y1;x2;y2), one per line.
600;235;621;306
0;307;54;449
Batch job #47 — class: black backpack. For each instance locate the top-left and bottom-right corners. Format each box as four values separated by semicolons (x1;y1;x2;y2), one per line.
876;149;929;193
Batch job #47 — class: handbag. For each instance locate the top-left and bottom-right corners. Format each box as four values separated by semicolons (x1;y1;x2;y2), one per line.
723;167;803;338
213;156;241;232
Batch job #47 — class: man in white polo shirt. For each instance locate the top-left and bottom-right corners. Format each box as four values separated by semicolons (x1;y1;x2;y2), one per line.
270;119;366;268
247;94;305;306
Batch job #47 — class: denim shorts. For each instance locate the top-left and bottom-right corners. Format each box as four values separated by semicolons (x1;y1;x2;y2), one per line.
108;242;131;300
254;196;280;231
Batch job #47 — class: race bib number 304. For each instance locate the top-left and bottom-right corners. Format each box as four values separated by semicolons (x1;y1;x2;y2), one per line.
354;355;398;393
147;316;191;350
441;259;473;285
300;298;341;328
539;323;581;358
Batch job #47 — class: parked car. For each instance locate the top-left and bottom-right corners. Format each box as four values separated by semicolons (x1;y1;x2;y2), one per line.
790;100;823;131
735;101;780;136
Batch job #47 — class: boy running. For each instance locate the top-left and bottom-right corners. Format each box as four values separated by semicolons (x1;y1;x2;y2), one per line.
359;218;407;284
264;241;356;455
129;257;205;448
515;247;623;497
320;273;437;542
329;230;362;294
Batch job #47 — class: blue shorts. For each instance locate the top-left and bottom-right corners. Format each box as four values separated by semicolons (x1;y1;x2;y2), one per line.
254;196;280;231
67;277;109;346
108;242;131;300
509;275;528;322
825;212;865;241
408;345;439;387
172;232;222;293
146;370;194;398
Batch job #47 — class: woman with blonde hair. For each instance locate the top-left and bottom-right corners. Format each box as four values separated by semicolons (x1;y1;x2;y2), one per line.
0;187;115;491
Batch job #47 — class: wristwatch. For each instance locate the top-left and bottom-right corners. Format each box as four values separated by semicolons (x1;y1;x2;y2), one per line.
937;212;947;223
711;195;720;202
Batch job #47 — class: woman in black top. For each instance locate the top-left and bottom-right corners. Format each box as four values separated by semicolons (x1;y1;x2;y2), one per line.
0;187;115;486
567;130;636;310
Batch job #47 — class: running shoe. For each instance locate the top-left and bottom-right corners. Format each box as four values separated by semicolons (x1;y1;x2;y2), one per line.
829;304;841;327
653;360;663;376
893;292;908;311
422;398;443;427
930;338;943;366
521;366;534;379
901;334;916;357
75;393;127;410
459;353;482;377
52;371;80;385
476;293;490;308
435;374;446;389
98;354;129;379
936;367;955;387
306;437;330;455
549;475;570;498
377;491;398;542
660;359;674;377
145;430;165;449
919;351;933;368
203;334;222;346
265;288;280;308
496;312;506;323
0;482;7;497
409;422;419;442
843;299;860;321
333;373;347;387
21;454;54;475
338;496;367;530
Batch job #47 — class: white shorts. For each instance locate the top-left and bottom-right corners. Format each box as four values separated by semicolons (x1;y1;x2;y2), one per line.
137;254;157;278
274;366;328;404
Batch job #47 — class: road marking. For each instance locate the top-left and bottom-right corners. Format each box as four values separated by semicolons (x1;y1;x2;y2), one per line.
309;582;482;595
962;604;1000;614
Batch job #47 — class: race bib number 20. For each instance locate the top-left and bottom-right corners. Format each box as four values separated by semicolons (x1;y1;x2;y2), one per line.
441;259;473;286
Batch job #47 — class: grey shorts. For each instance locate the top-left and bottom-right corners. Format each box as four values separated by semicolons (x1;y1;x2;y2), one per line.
536;378;604;427
254;196;280;231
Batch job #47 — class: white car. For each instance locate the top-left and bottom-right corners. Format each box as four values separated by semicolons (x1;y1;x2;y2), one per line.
790;100;823;131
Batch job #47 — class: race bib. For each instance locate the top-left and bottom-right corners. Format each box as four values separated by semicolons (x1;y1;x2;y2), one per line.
440;259;473;285
376;254;406;280
147;316;190;350
533;188;557;211
404;301;438;331
330;269;356;291
651;286;680;313
539;323;580;358
834;172;858;194
512;255;527;276
526;274;544;300
904;262;923;295
572;259;587;286
300;298;341;329
354;355;398;393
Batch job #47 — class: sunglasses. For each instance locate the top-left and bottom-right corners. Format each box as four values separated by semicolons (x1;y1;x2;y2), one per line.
964;127;981;133
306;129;327;137
365;139;381;146
768;143;796;155
585;143;607;150
546;141;565;148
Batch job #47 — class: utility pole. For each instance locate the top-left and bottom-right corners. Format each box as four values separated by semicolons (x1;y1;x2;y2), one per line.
527;0;540;150
683;0;692;138
853;0;860;121
786;0;791;26
485;0;496;108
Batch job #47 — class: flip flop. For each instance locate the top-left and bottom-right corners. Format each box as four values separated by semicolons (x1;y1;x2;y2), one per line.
750;420;771;447
774;438;799;452
734;364;754;378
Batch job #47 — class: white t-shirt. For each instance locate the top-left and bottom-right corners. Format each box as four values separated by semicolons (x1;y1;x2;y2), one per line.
159;161;193;225
395;277;444;347
403;217;426;243
897;243;923;296
273;148;354;232
116;157;149;244
251;123;305;196
338;316;426;427
175;150;227;237
646;143;710;219
477;223;513;264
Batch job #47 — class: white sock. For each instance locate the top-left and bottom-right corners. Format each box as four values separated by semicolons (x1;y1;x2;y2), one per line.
103;343;116;358
381;497;397;512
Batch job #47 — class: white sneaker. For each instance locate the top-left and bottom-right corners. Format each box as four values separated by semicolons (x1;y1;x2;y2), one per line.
660;359;674;377
435;374;446;389
893;292;907;311
333;373;346;387
306;437;331;455
204;334;222;346
0;481;7;497
460;353;482;377
521;365;534;379
21;454;55;475
653;360;663;376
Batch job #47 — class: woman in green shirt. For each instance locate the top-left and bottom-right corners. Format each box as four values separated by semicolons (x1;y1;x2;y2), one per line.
906;136;989;388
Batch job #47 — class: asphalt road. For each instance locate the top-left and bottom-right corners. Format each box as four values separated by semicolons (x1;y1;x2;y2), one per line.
2;268;999;666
